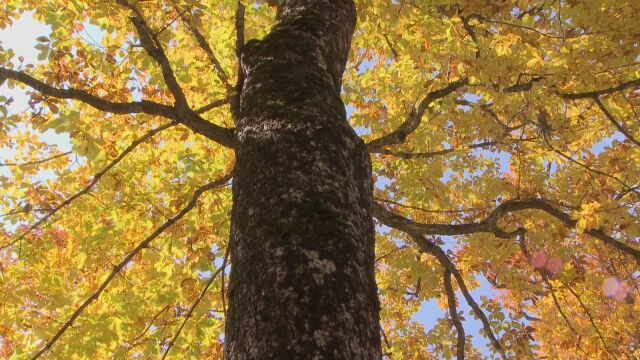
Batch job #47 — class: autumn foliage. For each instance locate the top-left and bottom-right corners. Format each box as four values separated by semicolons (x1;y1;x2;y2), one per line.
1;0;639;359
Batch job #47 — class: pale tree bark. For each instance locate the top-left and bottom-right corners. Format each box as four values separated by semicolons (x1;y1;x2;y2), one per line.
225;0;382;359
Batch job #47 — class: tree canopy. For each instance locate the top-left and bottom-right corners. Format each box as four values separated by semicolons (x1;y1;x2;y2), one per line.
1;0;639;358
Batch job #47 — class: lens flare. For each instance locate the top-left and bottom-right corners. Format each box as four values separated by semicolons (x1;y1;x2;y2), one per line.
530;251;548;270
602;277;630;301
545;256;564;275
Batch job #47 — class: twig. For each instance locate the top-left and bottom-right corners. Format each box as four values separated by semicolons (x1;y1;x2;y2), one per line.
0;151;72;167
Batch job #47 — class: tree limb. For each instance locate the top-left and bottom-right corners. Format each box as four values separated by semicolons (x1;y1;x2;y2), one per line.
373;198;640;263
0;67;234;146
412;234;507;359
444;269;466;360
366;78;468;152
31;173;231;359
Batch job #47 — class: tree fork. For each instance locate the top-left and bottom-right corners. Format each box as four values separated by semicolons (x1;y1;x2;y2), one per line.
225;0;381;358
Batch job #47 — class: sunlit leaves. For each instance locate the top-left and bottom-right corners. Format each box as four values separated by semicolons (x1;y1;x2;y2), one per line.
1;0;639;358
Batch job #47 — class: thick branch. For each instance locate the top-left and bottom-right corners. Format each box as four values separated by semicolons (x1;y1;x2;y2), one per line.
1;122;177;251
444;269;466;360
0;67;175;117
373;199;640;262
0;68;234;146
366;79;468;152
31;173;231;359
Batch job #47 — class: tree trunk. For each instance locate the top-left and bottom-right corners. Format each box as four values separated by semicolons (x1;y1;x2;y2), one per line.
225;0;381;358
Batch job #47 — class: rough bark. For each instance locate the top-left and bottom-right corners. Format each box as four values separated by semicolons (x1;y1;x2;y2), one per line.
225;1;381;359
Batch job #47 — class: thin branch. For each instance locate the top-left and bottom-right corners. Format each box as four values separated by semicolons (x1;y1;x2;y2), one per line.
541;130;640;198
161;264;225;359
194;98;228;115
380;324;393;357
125;305;170;352
220;244;230;318
31;173;232;359
413;235;507;359
546;280;584;352
557;78;640;100
366;78;468;152
116;0;188;109
235;1;245;61
231;1;246;122
375;140;497;159
519;232;587;354
0;207;49;217
175;5;232;92
375;244;409;263
1;122;177;251
594;96;640;147
460;15;480;59
444;269;466;360
561;281;614;358
0;151;72;167
373;197;489;214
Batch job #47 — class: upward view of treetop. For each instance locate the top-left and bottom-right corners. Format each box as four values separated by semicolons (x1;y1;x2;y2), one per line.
0;0;638;358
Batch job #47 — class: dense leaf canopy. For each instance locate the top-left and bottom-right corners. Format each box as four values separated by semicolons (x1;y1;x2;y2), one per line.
1;0;639;358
